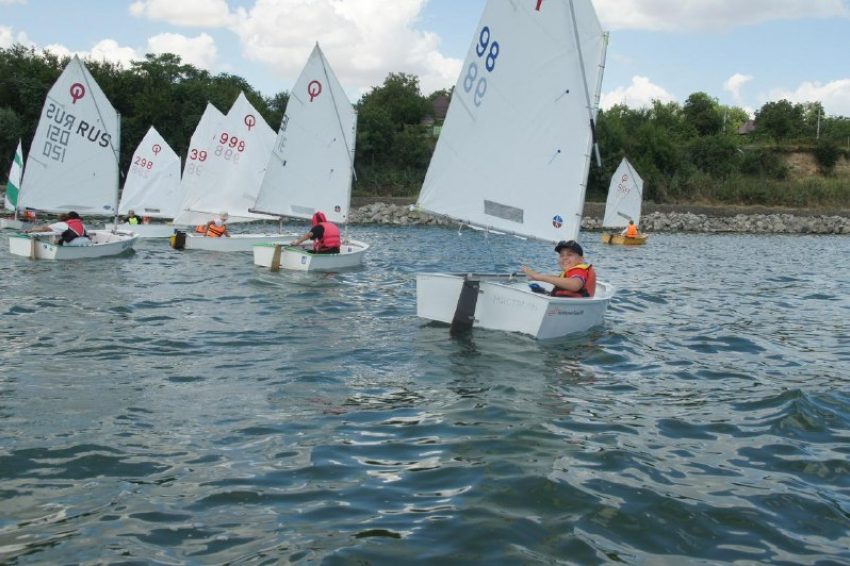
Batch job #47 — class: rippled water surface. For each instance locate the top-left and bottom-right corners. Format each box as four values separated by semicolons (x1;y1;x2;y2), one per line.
1;226;849;564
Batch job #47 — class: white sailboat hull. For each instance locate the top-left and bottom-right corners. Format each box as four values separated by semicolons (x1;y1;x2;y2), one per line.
107;222;176;238
253;240;369;271
175;232;297;252
9;230;138;260
1;218;34;231
416;273;613;340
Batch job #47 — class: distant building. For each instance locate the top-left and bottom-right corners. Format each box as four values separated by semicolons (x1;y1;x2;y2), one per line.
432;95;449;122
738;119;756;135
422;95;451;136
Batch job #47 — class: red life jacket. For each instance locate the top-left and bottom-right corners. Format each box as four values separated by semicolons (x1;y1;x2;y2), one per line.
61;218;88;243
551;264;596;298
314;222;340;252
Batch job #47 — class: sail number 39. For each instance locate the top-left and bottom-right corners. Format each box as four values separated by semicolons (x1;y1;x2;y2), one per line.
463;25;500;107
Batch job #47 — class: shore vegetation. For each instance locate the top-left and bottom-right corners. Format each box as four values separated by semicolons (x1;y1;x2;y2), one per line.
1;47;848;209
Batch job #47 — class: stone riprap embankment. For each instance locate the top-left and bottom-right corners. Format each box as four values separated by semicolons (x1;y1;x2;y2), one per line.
348;200;850;234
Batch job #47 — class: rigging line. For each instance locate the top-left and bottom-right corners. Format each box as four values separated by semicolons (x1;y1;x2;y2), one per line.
483;230;497;269
320;46;357;184
76;58;122;224
566;0;600;167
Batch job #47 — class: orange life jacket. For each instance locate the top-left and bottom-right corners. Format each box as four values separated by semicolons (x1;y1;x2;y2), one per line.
313;221;340;252
24;210;36;221
551;264;596;298
626;224;638;237
195;224;208;234
206;223;227;237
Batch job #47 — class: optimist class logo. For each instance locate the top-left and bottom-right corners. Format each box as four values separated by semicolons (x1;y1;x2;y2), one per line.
70;83;85;104
552;215;563;229
308;80;322;102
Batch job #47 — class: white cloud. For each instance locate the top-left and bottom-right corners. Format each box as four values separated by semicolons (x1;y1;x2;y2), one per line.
146;32;219;70
601;76;676;109
766;79;850;119
129;0;235;27
0;0;27;5
89;39;139;68
35;40;139;70
724;73;753;105
0;25;13;48
0;26;33;49
229;0;458;96
596;0;850;32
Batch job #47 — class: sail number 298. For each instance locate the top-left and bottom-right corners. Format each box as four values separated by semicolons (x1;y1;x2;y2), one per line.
463;26;500;107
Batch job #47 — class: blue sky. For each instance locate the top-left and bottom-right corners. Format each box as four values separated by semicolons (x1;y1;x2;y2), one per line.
2;0;849;117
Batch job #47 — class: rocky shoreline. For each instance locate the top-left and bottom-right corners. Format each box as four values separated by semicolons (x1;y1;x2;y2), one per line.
348;198;850;235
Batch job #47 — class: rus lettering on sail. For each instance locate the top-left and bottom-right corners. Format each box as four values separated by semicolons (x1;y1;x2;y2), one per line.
76;120;112;148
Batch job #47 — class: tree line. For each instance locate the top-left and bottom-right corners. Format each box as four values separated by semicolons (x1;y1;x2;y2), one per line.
1;46;848;206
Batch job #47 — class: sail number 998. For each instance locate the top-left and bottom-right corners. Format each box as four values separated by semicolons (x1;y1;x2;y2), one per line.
215;132;245;163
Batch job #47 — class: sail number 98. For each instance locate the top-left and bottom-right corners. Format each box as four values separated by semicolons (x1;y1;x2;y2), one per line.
463;25;500;107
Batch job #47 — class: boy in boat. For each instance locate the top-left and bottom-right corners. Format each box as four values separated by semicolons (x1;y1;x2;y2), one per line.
196;212;231;237
289;211;340;254
620;220;639;238
521;240;596;297
24;211;91;246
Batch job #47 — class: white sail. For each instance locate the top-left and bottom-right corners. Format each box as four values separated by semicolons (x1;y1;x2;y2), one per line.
417;0;607;243
173;103;225;226
602;157;643;228
118;126;181;218
173;92;276;225
18;55;120;215
4;139;23;210
253;43;357;224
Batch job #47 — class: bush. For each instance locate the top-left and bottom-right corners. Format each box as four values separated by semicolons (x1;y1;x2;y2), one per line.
813;139;841;174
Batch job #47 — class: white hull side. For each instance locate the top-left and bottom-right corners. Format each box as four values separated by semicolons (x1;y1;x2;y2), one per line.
416;273;613;340
180;232;297;252
9;230;138;260
1;218;34;231
253;240;369;271
109;222;176;238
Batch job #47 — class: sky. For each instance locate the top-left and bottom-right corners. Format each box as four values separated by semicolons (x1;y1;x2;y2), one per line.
1;0;850;118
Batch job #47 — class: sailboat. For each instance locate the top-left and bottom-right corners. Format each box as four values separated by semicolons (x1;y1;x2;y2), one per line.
8;55;138;260
415;0;614;340
171;92;290;252
600;157;647;245
0;140;35;231
112;125;181;238
252;43;368;271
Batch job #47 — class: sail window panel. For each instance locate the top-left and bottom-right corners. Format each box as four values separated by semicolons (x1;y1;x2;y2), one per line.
484;200;524;224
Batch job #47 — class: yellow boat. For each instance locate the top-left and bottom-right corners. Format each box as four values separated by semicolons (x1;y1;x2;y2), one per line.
601;232;649;245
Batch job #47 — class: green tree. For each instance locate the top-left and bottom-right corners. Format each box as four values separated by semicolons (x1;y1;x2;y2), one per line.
755;99;802;141
354;73;433;193
683;92;722;137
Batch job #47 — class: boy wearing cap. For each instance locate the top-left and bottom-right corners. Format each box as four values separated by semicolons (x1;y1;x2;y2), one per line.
521;240;596;298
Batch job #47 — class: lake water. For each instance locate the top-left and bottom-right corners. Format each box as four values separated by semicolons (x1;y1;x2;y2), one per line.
1;225;849;564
